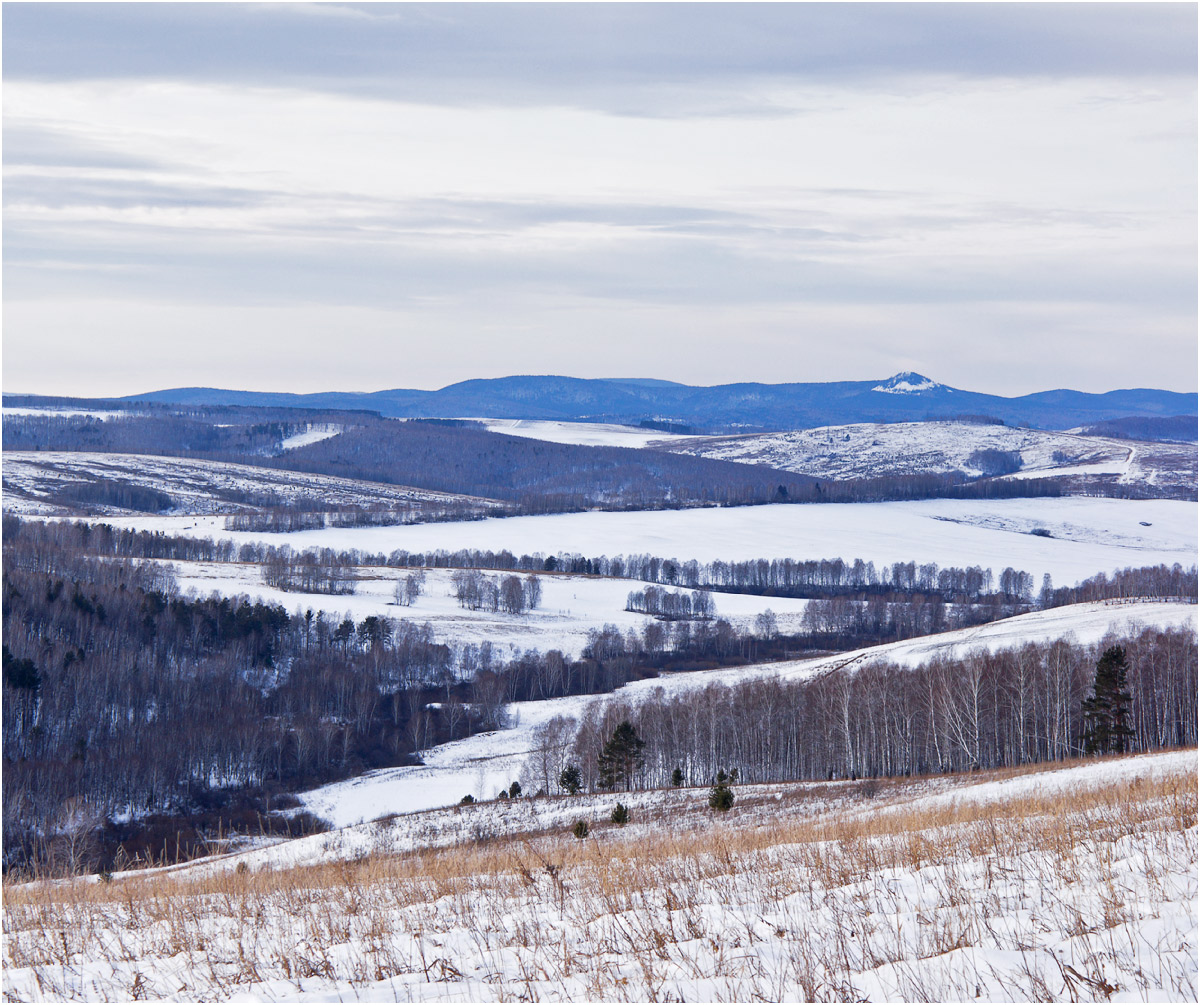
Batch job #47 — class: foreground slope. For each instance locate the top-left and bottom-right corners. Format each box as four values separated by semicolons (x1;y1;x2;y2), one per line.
5;750;1195;1002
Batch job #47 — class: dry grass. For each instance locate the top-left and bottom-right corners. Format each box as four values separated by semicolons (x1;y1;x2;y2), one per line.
4;756;1197;1002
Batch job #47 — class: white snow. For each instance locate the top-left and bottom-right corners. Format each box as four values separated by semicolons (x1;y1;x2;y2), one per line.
463;417;688;448
277;423;340;450
871;371;942;394
88;497;1198;591
6;750;1193;1003
296;601;1196;829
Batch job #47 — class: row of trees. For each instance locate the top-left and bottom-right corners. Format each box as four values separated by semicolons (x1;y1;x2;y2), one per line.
14;517;1190;612
527;626;1196;793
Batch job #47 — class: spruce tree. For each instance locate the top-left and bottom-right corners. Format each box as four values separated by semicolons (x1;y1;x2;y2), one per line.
597;721;646;791
1082;646;1135;754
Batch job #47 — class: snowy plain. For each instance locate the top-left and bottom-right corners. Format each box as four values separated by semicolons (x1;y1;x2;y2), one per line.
93;497;1198;591
296;601;1197;829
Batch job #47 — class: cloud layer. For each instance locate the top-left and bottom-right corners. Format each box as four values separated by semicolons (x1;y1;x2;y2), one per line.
3;4;1196;396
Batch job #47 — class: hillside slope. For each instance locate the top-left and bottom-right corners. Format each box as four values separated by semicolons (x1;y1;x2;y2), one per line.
5;750;1194;1002
660;419;1197;491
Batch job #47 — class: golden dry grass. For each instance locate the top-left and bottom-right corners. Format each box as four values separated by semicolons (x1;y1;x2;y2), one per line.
4;754;1196;1002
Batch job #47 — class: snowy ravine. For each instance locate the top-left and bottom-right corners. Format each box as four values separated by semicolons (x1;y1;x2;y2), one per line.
298;601;1197;829
4;750;1195;1003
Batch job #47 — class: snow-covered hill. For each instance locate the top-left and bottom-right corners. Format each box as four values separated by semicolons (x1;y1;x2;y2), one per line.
462;417;688;449
661;419;1196;488
0;451;506;516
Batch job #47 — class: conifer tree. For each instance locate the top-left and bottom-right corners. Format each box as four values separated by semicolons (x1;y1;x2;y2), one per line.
1082;646;1135;754
597;720;645;791
559;764;582;795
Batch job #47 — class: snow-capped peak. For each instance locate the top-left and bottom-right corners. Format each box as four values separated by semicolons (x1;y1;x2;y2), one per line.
871;371;942;395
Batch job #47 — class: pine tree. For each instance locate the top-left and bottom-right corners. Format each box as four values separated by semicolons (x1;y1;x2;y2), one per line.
671;766;684;787
1082;646;1135;754
597;721;646;791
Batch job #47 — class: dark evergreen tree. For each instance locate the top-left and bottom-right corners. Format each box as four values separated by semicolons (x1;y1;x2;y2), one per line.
2;646;41;693
1082;646;1135;754
671;766;684;787
708;773;735;812
610;803;629;825
597;720;646;791
559;764;582;795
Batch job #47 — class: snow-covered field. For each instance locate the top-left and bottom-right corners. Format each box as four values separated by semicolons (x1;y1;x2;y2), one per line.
297;601;1197;828
5;750;1195;1002
463;417;687;449
167;561;809;658
93;497;1198;590
1;452;504;516
662;420;1197;488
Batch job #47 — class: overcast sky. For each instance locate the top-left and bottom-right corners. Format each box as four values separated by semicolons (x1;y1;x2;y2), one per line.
3;3;1196;397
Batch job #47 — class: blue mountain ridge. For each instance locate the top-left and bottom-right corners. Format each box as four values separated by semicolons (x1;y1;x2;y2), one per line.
121;373;1196;432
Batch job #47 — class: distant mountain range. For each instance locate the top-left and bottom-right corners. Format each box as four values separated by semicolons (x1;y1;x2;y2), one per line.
117;373;1198;432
